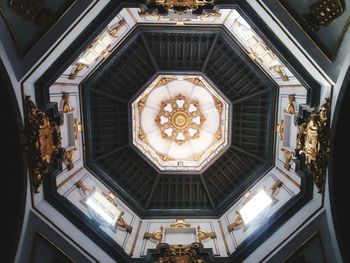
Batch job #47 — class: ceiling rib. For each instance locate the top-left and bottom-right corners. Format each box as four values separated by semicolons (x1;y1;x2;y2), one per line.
231;88;270;105
199;174;215;209
94;144;130;162
90;89;128;104
145;173;161;210
141;34;159;71
201;33;219;72
230;145;265;162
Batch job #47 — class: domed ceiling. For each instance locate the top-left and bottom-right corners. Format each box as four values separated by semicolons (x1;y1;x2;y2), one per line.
82;27;276;217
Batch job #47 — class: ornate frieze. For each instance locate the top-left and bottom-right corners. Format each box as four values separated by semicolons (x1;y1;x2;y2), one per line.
296;99;330;193
24;96;62;193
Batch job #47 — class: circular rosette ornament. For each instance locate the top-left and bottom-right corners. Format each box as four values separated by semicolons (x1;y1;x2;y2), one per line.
155;94;206;145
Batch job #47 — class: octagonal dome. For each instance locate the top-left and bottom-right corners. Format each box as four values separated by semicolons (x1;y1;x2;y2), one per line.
132;74;231;173
82;27;276;216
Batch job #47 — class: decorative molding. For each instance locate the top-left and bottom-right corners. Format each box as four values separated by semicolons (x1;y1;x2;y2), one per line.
297;99;330;193
303;0;344;31
24;96;62;193
75;181;133;233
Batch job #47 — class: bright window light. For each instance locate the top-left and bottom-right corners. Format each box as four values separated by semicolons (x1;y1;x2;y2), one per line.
86;190;121;225
239;189;273;225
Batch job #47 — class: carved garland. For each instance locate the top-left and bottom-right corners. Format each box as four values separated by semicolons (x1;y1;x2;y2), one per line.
24;96;62;193
296;99;330;193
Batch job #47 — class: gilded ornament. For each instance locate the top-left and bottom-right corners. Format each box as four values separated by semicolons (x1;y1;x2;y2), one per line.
62;92;73;113
296;99;330;193
278;120;284;140
281;148;293;171
154;77;176;88
270;65;289;81
138;127;148;143
227;213;243;232
64;149;75;171
154;243;206;263
185;77;206;87
197;229;216;242
144;229;163;243
74;118;79;142
214;97;223;114
138;95;147;113
284;94;296;115
155;94;205;145
25;96;62;193
169;219;191;228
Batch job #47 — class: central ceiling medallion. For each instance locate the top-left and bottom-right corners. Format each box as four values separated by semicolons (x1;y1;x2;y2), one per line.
132;75;231;172
155;94;205;145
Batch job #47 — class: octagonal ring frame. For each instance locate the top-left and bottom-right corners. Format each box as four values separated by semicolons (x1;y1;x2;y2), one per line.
129;72;232;174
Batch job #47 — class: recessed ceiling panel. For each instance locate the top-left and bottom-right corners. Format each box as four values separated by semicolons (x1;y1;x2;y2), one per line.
132;74;231;173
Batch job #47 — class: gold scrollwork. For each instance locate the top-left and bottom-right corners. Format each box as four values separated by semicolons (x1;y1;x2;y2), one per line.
25;96;62;193
297;99;330;193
